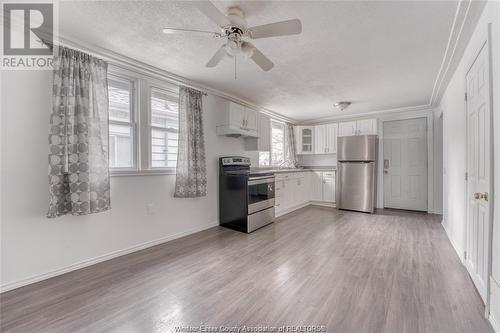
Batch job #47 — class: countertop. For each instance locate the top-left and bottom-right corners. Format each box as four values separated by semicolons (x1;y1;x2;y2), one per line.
250;166;336;174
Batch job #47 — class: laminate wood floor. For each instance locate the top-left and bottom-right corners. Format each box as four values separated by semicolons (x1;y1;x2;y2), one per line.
1;206;494;333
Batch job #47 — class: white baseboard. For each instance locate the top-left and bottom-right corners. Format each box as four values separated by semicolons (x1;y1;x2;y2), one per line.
490;277;500;333
0;221;219;293
442;221;464;264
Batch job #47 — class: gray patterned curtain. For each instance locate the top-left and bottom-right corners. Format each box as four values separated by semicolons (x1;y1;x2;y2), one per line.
47;46;110;218
285;123;298;168
174;86;207;198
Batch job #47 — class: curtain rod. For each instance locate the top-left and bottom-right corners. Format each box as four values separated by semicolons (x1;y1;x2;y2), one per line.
44;39;210;95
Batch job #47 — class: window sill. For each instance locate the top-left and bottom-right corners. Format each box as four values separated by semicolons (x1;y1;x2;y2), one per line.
110;168;176;177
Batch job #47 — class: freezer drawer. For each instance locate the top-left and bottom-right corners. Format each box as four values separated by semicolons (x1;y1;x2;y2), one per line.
336;162;376;213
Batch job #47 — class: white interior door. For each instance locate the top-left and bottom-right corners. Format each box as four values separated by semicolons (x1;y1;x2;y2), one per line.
465;41;492;303
383;118;427;211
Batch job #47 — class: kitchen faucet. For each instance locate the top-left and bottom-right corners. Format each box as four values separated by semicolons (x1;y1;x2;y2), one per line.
278;159;294;169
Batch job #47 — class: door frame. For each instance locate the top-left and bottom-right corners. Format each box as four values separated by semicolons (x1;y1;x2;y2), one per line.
464;23;494;318
376;111;435;213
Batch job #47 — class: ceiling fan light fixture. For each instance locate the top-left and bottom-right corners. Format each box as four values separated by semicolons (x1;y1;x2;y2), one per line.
334;101;352;111
241;42;255;58
225;40;241;56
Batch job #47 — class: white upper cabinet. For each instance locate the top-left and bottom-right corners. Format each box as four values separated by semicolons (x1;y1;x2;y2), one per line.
314;125;327;154
326;123;339;154
217;101;259;137
339;119;378;137
314;123;338;154
244;108;259;135
339;121;357;136
295;126;314;154
245;113;271;151
228;102;245;128
356;118;378;135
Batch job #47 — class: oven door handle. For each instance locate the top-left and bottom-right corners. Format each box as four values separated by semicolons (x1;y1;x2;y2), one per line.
248;177;275;186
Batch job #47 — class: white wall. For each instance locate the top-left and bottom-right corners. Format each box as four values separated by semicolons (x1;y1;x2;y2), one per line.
0;70;257;290
441;60;467;258
439;1;500;328
433;111;444;216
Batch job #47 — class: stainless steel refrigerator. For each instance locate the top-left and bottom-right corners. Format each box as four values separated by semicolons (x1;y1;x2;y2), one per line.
336;135;378;213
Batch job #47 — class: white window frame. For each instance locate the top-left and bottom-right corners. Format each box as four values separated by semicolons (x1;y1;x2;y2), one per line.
270;120;286;167
108;65;180;176
108;73;139;173
147;84;179;171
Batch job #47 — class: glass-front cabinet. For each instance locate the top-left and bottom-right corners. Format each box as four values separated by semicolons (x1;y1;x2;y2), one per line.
295;126;314;154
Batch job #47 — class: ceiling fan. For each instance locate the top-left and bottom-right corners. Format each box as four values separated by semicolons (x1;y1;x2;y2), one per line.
162;1;302;72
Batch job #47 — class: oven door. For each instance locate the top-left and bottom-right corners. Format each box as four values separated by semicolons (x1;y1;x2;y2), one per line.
248;176;275;214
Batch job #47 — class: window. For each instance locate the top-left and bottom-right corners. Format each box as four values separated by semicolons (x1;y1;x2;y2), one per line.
107;67;184;175
271;121;285;166
259;152;270;166
108;77;135;169
150;88;179;168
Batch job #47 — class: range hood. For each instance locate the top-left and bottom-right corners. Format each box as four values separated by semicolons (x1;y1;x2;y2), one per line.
216;124;259;138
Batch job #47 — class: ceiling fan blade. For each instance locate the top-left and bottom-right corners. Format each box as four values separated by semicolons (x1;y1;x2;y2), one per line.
162;28;221;37
248;19;302;39
195;1;231;28
206;45;227;68
243;42;274;71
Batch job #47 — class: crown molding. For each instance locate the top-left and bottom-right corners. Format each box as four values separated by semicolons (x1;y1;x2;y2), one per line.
429;0;487;106
54;33;297;124
296;104;434;125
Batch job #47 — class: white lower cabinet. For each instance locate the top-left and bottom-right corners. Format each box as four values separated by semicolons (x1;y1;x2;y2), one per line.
322;172;336;202
311;171;323;201
275;170;335;217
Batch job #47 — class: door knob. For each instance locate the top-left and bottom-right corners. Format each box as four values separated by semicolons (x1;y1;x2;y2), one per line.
474;192;489;201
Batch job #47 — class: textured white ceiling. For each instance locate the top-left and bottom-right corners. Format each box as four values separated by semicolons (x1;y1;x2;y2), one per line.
59;1;458;121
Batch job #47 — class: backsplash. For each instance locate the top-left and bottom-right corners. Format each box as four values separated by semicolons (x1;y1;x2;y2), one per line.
298;154;337;167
